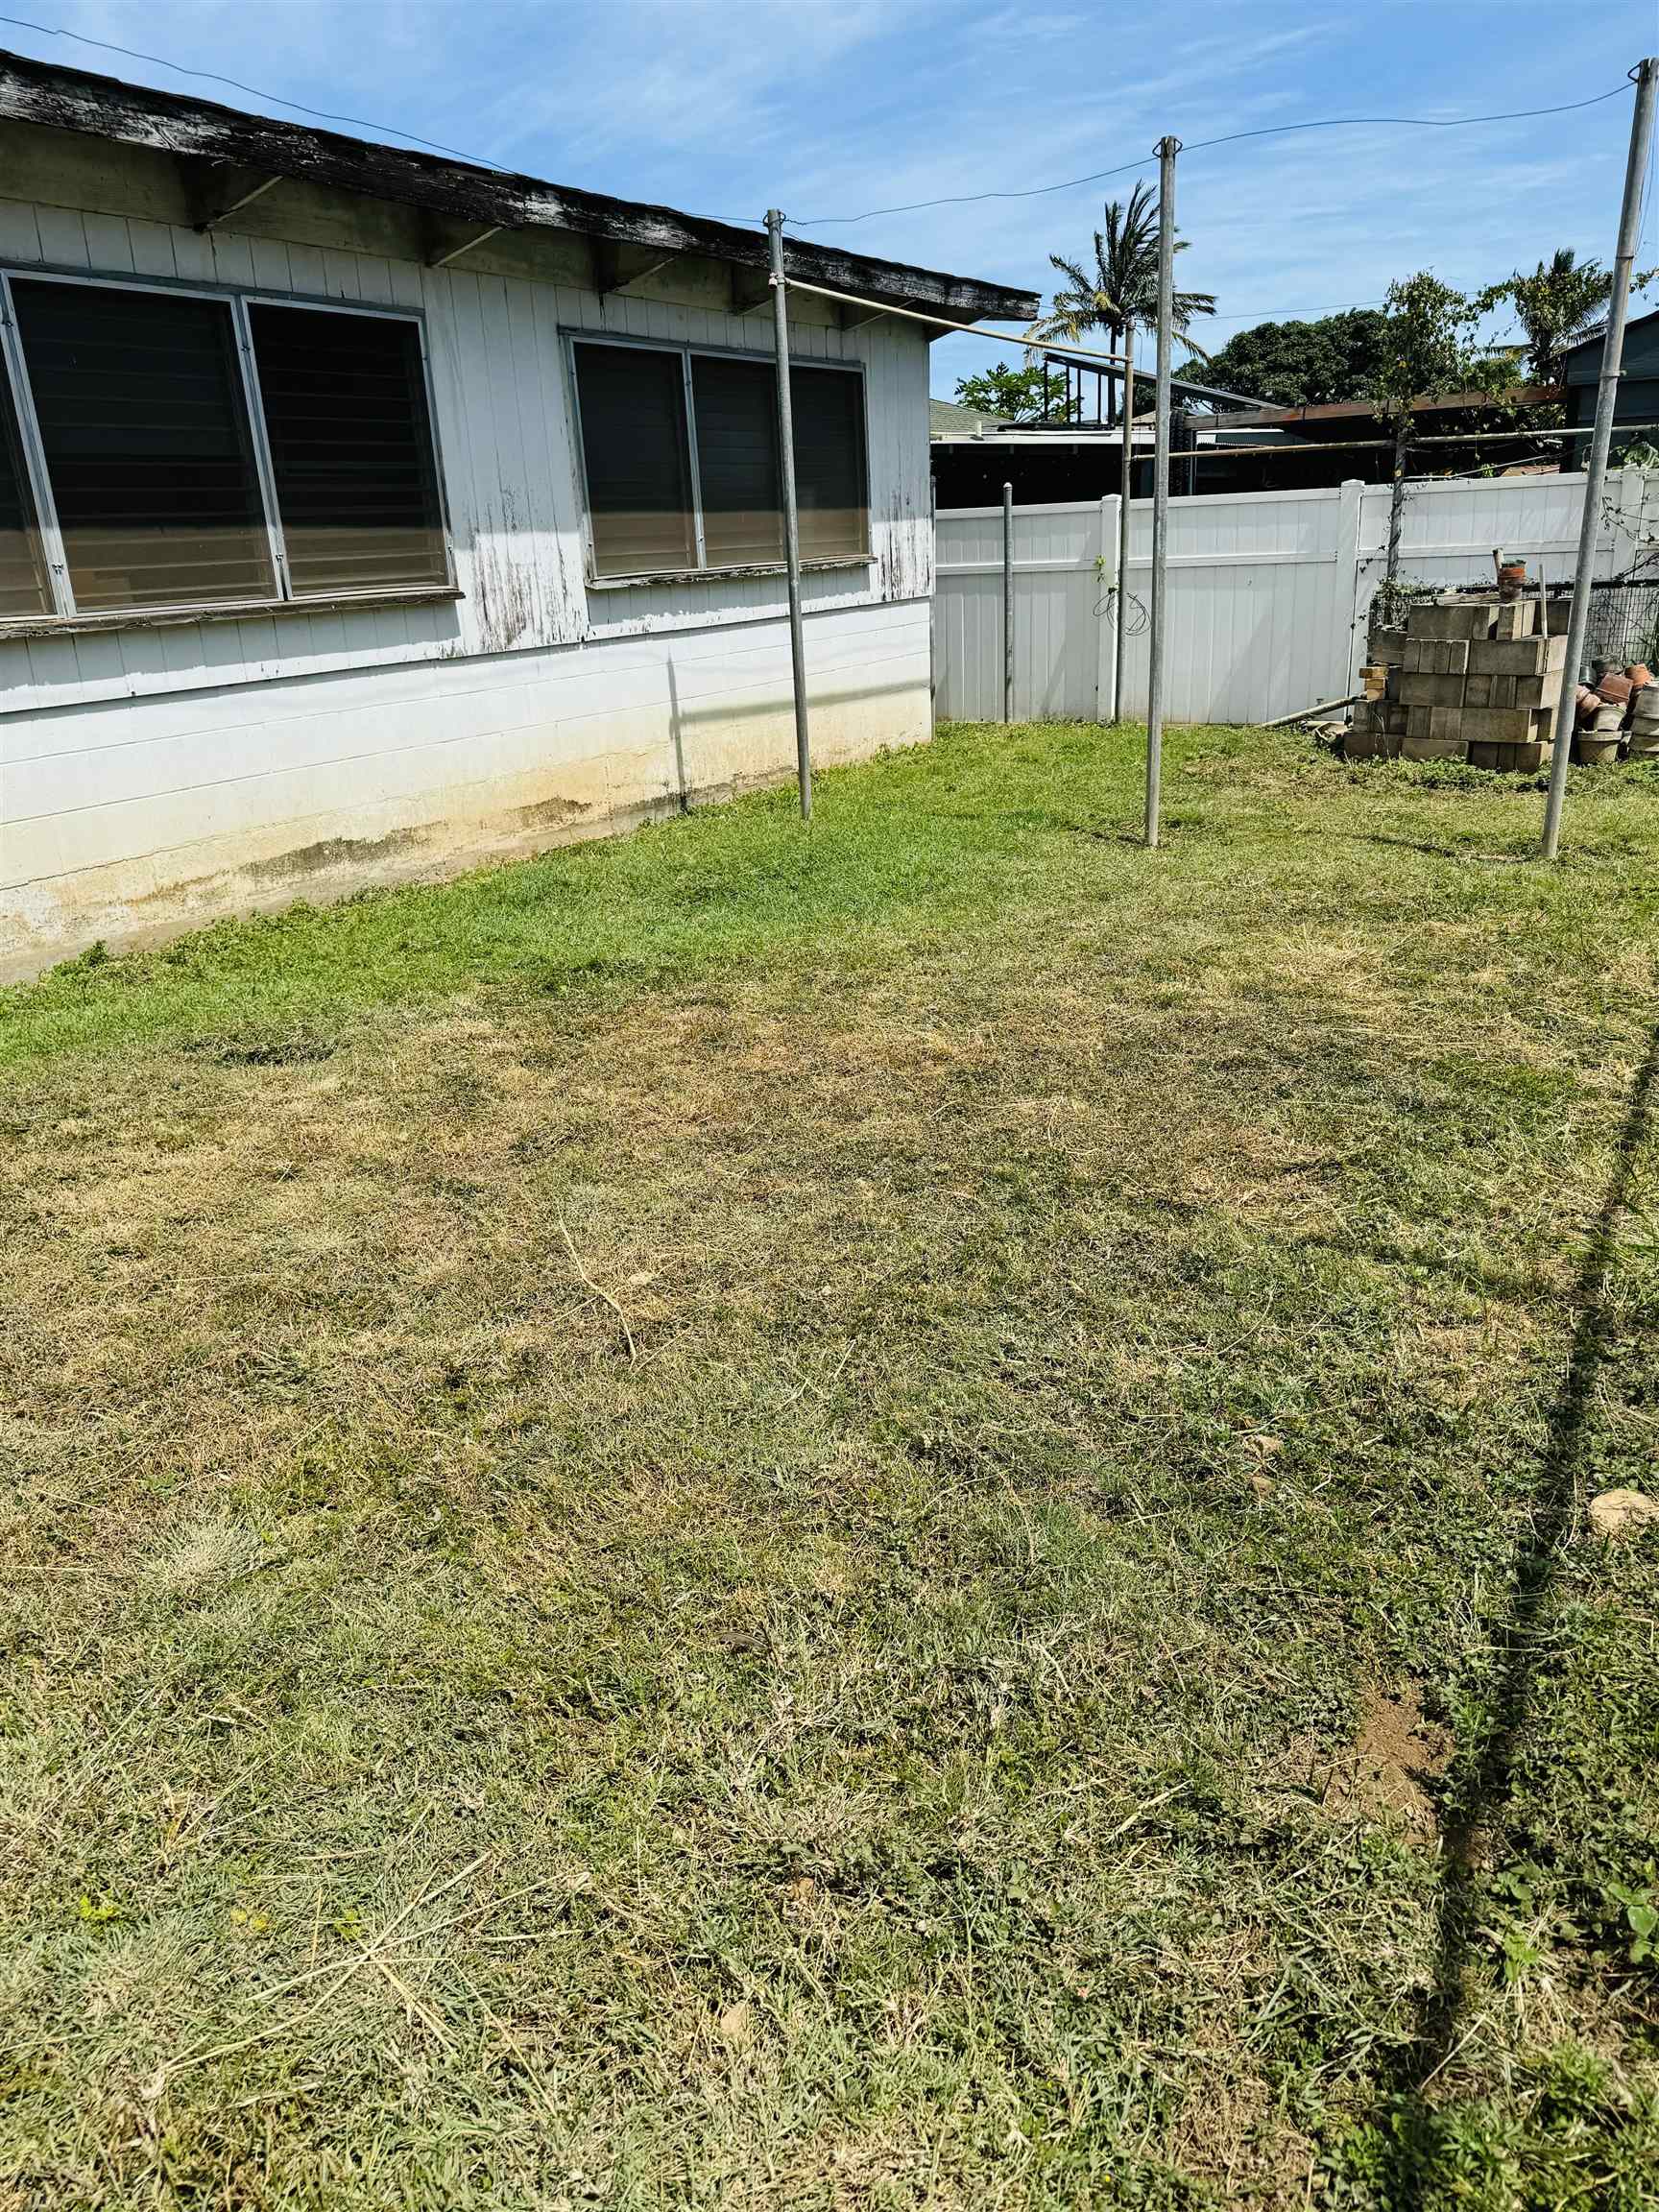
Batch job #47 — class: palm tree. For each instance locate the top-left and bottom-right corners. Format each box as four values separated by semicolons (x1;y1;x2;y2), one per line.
1479;247;1654;388
1025;183;1216;425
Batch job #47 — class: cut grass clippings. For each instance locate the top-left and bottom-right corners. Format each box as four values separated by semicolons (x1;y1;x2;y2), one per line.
1;720;1657;2208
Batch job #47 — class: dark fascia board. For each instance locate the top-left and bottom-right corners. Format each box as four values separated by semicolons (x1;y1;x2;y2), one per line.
0;47;1038;325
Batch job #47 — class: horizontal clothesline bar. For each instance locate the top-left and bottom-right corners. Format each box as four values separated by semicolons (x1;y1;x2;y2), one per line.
937;549;1337;574
773;274;1131;364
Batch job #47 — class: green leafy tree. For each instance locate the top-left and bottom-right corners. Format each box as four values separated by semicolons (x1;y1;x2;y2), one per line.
1202;308;1397;407
952;361;1077;423
1478;247;1656;386
1025;182;1215;422
1375;273;1517;589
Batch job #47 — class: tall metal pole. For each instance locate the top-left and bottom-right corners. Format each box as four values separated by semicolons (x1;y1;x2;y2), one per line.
1542;58;1657;860
1002;480;1015;723
1115;320;1135;724
766;209;812;822
1144;136;1178;849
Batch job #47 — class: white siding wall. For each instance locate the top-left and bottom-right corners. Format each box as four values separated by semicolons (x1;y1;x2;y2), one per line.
0;156;933;975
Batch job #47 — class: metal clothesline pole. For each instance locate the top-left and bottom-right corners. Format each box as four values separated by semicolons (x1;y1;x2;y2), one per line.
1115;320;1135;725
1002;481;1015;722
766;209;812;822
1541;56;1657;860
1144;134;1178;850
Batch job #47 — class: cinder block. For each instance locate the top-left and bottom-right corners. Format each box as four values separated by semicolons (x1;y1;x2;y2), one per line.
1493;599;1537;639
1384;662;1401;701
1408;601;1492;642
1429;705;1463;743
1494;740;1552;773
1458;706;1549;743
1488;675;1517;709
1464;672;1494;709
1402;733;1466;761
1514;670;1564;711
1401;670;1467;707
1406;705;1432;739
1367;623;1407;666
1545;597;1573;635
1406;637;1470;675
1468;636;1550;676
1385;704;1409;735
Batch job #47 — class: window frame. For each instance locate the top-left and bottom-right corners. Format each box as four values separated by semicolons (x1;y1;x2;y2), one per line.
565;329;871;587
0;263;458;632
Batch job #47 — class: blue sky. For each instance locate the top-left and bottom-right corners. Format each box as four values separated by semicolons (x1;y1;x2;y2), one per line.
2;0;1655;397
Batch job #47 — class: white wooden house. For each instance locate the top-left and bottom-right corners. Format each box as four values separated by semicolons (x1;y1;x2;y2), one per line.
0;51;1032;977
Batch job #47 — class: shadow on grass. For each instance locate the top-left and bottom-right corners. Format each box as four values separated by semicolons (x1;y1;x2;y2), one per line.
1375;1017;1659;2206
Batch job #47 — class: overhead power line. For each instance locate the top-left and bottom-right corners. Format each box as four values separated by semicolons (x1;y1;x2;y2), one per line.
0;12;1637;253
0;11;508;165
791;83;1634;227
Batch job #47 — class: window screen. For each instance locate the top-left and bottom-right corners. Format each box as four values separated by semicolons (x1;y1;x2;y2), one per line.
791;365;868;561
11;278;274;611
691;355;782;567
0;346;50;617
250;304;446;595
575;343;696;577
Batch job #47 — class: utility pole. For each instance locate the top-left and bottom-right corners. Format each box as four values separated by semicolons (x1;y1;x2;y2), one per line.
1541;60;1657;859
1144;136;1178;848
1115;319;1135;724
766;208;812;822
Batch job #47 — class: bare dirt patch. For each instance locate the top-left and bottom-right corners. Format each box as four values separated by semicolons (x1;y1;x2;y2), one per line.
1332;1682;1453;1838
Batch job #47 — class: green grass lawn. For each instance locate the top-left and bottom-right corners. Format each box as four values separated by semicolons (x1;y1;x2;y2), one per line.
2;721;1657;2209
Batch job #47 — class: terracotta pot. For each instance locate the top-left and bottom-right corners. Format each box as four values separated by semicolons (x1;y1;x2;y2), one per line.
1496;561;1527;599
1598;670;1635;707
1625;663;1652;688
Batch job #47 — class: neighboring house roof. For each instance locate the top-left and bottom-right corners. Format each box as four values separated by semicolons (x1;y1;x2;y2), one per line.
1214;384;1559;429
929;398;1008;435
0;48;1038;326
1559;305;1659;383
932;421;1158;446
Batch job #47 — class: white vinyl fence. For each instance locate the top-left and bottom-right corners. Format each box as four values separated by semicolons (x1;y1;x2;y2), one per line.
933;469;1651;726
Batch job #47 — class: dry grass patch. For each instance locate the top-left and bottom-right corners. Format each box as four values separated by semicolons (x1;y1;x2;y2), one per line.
2;723;1658;2207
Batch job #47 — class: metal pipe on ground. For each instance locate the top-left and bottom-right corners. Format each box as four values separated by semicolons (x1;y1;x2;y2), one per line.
766;209;812;822
1543;56;1658;860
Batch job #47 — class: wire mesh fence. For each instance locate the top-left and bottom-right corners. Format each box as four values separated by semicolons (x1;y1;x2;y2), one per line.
1584;578;1659;679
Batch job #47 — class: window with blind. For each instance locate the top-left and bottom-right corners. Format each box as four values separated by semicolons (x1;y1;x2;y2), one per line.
573;339;868;580
249;304;446;596
0;272;451;623
12;278;274;611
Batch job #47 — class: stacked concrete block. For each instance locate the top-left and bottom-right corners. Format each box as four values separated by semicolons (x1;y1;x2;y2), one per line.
1387;596;1566;768
1345;614;1409;757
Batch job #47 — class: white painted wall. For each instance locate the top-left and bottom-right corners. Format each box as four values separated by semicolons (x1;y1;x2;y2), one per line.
0;134;934;976
934;470;1646;727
